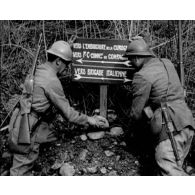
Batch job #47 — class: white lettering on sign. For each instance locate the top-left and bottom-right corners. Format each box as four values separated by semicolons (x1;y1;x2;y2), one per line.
106;70;126;78
106;46;113;50
82;52;103;59
108;54;123;60
87;69;104;76
74;68;86;75
113;45;127;51
90;53;103;59
73;43;82;49
83;44;106;50
83;51;90;58
73;52;82;58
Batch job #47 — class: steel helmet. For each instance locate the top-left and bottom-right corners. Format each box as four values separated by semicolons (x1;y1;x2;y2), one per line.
47;41;73;61
123;38;155;57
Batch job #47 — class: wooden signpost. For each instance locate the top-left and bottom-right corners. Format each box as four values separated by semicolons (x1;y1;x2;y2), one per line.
72;38;132;117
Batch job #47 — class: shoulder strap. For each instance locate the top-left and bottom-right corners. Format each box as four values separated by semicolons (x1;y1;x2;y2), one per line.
31;105;53;134
159;58;170;101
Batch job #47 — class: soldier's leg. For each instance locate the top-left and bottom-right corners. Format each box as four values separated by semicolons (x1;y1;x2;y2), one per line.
155;127;194;176
10;121;58;176
10;142;40;176
180;127;194;161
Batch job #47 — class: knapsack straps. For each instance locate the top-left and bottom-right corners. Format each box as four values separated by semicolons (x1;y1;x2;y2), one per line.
159;58;170;101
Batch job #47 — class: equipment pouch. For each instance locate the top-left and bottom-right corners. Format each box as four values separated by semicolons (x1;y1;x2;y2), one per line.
18;113;31;144
143;106;154;120
149;108;163;135
8;108;32;154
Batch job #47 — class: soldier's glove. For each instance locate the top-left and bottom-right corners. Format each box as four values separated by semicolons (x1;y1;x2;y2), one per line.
87;116;109;129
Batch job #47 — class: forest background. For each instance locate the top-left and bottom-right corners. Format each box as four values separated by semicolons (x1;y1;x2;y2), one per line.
0;20;195;128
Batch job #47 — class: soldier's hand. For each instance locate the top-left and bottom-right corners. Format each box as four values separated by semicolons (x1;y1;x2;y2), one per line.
87;116;97;127
94;115;109;129
87;116;109;129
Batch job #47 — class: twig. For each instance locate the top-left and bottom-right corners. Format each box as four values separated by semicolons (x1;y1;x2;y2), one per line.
1;35;3;67
94;21;101;38
83;96;87;114
129;20;133;40
113;20;122;39
0;125;9;132
42;20;48;60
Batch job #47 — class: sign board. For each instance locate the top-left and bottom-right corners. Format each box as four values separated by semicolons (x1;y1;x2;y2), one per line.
72;38;133;84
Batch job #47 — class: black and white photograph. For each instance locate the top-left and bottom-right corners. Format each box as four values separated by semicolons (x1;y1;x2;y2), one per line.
0;1;195;194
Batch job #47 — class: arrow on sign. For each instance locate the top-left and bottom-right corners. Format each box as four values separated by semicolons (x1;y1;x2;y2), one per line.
74;74;132;83
74;74;108;81
76;58;131;67
124;78;132;83
74;74;82;80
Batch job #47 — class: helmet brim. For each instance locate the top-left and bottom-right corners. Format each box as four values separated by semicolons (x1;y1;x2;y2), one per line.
123;51;155;58
47;49;72;62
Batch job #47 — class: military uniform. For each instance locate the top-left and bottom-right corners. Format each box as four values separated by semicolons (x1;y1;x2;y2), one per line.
10;63;89;175
130;57;195;175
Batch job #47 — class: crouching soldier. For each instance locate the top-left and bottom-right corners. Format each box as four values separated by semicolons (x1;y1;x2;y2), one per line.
123;37;195;175
8;40;109;176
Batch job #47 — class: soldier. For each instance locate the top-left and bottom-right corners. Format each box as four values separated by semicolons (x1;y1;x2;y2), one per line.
123;37;195;175
9;41;109;176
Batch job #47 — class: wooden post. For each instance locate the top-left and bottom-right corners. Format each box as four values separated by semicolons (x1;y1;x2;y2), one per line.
100;85;107;118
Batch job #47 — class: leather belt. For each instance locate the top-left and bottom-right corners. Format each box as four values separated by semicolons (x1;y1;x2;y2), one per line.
30;110;40;119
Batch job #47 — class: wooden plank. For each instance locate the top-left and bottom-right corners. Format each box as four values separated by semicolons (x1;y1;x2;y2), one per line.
100;85;107;118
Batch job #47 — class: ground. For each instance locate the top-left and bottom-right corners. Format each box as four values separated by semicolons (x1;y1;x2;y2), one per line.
1;125;195;176
0;129;140;176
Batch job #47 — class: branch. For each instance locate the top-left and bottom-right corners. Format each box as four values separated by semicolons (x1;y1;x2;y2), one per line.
1;43;34;57
152;23;195;49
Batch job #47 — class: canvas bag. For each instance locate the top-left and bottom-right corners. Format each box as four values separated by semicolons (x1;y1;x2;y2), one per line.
8;107;38;154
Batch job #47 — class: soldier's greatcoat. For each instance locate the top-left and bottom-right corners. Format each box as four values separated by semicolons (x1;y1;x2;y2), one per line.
31;62;89;143
129;57;195;175
10;63;89;175
130;58;195;142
